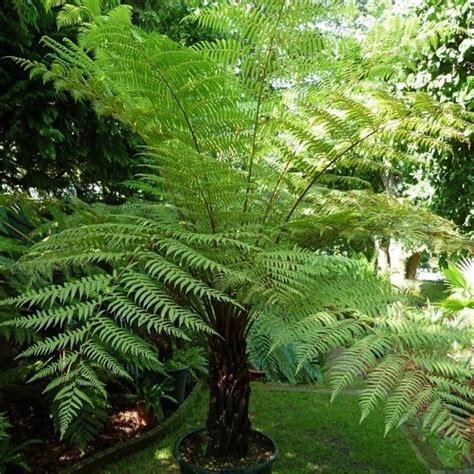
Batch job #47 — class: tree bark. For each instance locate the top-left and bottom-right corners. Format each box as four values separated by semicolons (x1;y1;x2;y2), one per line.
405;252;421;280
388;239;406;285
206;305;251;459
375;238;391;274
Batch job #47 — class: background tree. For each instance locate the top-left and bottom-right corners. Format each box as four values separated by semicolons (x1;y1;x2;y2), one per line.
126;0;219;44
312;1;474;281
405;0;473;231
0;0;216;201
0;0;139;202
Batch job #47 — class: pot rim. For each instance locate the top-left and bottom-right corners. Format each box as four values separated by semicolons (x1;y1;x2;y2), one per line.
173;428;278;473
166;366;190;373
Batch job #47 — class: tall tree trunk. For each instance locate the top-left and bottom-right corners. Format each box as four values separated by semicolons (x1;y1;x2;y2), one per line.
375;238;391;274
388;239;406;285
206;305;251;459
405;252;421;280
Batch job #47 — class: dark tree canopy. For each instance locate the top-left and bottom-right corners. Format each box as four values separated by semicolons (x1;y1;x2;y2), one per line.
126;0;218;44
407;0;473;230
0;1;141;202
0;0;215;202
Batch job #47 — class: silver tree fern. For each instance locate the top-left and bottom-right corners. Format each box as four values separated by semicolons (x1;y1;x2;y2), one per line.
4;0;473;458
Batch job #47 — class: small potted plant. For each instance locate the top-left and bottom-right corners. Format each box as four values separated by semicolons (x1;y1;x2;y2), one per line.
126;379;176;427
166;347;208;405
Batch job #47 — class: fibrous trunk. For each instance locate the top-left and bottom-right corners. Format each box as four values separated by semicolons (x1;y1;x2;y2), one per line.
206;305;251;459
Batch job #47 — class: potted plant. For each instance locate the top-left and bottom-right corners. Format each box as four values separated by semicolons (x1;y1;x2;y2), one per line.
10;0;472;471
166;347;208;404
126;379;176;428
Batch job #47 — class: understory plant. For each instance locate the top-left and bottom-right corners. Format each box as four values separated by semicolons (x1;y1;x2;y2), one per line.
0;413;40;473
248;312;323;384
166;346;208;381
439;258;474;318
2;0;473;462
126;378;175;426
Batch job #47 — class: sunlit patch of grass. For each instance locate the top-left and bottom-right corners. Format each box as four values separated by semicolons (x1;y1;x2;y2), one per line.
155;447;172;460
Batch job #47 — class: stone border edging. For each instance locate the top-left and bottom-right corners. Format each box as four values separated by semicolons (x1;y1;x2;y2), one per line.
263;382;473;474
59;381;204;474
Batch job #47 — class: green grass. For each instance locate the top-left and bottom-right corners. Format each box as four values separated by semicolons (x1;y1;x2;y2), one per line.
101;383;428;473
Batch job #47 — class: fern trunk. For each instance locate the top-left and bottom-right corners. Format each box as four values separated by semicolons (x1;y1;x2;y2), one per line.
206;307;251;459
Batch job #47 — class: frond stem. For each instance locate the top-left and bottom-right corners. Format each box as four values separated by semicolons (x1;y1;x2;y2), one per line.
261;155;294;226
282;127;380;226
242;0;286;216
191;170;217;233
148;51;201;154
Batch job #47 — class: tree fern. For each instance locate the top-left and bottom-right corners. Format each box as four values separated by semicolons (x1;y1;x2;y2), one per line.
5;0;473;456
262;286;472;451
325;308;473;452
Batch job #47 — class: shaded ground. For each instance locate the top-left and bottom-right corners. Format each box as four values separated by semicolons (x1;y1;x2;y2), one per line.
102;383;428;473
1;386;150;473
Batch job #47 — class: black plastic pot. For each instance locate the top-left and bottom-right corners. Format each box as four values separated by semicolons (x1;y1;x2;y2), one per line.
173;428;278;474
167;367;189;405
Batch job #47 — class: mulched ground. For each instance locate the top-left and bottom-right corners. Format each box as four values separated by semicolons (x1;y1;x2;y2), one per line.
1;384;168;473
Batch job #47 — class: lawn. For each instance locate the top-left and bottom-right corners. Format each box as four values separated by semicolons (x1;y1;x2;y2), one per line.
101;383;428;473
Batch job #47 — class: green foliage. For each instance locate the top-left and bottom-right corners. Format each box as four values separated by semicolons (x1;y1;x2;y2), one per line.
126;378;176;420
439;258;474;316
248;325;323;384
49;373;109;447
27;3;472;244
0;412;40;473
269;303;473;453
126;0;219;45
424;427;468;470
0;438;35;473
365;0;474;229
1;200;394;446
307;3;473;232
2;0;214;202
0;414;10;441
44;0;216;44
407;0;473;108
0;194;70;352
0;0;139;201
248;258;397;384
166;346;208;380
410;0;473;230
326;309;472;453
4;0;473;453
